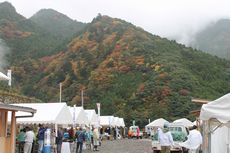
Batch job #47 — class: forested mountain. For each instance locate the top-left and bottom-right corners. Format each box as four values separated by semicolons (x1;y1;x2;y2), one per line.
192;19;230;59
0;1;25;22
30;9;86;38
1;2;230;126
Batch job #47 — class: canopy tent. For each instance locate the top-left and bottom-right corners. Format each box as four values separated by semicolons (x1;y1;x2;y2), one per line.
200;93;230;153
200;93;230;124
146;118;168;128
118;118;125;127
85;109;99;126
0;71;9;80
173;118;194;127
69;106;89;126
100;116;114;127
11;103;72;125
111;117;120;127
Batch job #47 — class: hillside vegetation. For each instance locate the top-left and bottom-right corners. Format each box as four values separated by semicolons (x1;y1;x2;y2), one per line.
1;2;230;126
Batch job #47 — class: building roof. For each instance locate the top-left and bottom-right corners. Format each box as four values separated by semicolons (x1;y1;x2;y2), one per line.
191;98;210;104
0;102;36;113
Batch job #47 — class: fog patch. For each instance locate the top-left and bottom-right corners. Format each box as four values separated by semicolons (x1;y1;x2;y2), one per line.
0;39;10;72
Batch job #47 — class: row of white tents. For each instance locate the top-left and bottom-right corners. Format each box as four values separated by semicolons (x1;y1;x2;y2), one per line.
146;117;195;128
9;102;125;128
146;93;230;153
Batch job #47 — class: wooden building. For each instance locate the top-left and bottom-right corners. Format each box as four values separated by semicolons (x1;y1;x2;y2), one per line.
0;102;36;153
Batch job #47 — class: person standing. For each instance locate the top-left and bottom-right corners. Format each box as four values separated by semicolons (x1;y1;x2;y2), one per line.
17;128;26;153
31;127;36;153
180;125;202;153
24;127;35;153
136;127;140;139
93;127;100;151
37;124;46;153
158;123;174;153
56;128;63;153
51;129;57;153
75;127;85;153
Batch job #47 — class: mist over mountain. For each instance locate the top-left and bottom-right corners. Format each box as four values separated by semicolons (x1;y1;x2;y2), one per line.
30;9;86;38
1;2;230;126
192;19;230;59
0;38;9;71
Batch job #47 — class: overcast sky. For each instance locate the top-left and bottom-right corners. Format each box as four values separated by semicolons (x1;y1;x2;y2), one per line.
1;0;230;45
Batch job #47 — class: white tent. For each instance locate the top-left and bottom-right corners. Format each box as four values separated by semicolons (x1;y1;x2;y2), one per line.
200;93;230;153
118;118;125;127
111;117;120;127
11;103;72;125
146;118;168;128
100;116;114;127
85;109;99;126
0;71;9;80
173;118;194;127
69;106;89;126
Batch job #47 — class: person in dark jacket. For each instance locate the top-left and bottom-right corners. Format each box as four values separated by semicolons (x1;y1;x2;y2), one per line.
75;127;85;153
37;124;46;153
56;128;63;153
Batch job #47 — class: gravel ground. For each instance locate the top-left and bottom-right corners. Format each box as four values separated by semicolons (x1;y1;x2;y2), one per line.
84;138;152;153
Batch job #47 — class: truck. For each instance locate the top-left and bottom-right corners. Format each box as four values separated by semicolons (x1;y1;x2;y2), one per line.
151;123;188;153
128;126;143;139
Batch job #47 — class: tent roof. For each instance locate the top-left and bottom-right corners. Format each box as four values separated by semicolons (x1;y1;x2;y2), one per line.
118;118;125;127
100;116;114;127
0;71;9;80
85;109;99;125
12;103;72;125
200;93;230;124
69;106;89;125
146;118;168;128
173;118;194;127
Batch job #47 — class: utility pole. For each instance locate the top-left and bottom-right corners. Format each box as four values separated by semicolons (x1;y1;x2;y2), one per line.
81;89;84;108
59;83;62;102
97;103;101;127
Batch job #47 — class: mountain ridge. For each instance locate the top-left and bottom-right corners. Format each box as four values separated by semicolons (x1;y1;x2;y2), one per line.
1;3;230;126
30;8;86;38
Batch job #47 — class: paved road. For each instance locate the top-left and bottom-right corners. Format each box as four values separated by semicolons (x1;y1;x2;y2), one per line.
84;138;152;153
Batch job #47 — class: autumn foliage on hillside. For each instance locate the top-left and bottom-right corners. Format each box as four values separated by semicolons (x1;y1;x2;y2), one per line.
1;9;230;127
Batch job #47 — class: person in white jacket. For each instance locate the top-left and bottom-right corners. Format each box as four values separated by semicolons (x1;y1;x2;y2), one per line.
24;127;35;153
179;125;202;153
158;122;174;153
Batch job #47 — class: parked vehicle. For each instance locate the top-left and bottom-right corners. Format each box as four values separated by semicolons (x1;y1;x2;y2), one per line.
128;126;143;139
151;123;188;153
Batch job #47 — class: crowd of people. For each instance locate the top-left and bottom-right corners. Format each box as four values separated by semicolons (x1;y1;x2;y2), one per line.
16;124;124;153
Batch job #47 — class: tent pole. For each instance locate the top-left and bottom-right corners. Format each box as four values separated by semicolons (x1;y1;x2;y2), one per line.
202;120;208;153
55;124;58;137
208;121;211;153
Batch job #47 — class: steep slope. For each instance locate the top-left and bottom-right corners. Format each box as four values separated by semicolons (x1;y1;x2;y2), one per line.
0;1;25;22
192;19;230;59
0;2;79;64
15;15;230;126
30;9;86;38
